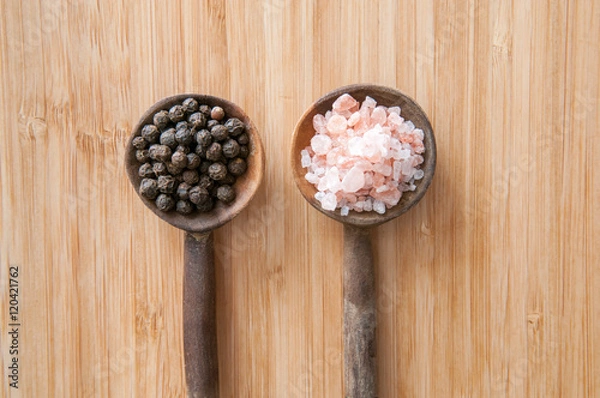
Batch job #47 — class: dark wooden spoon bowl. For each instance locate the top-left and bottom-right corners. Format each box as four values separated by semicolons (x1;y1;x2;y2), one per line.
291;84;436;397
126;94;264;398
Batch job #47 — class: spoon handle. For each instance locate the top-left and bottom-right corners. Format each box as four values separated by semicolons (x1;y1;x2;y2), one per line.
184;232;219;398
343;224;377;397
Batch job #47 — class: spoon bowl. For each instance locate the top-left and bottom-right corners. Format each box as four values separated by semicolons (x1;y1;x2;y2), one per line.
291;84;436;227
126;94;264;233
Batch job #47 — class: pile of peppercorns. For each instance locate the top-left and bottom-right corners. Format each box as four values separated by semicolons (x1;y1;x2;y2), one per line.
132;97;249;214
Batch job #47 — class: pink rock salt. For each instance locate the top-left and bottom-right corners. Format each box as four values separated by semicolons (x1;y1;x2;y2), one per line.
302;93;426;215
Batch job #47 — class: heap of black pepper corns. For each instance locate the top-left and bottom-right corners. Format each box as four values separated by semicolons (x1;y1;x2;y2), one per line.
132;97;249;214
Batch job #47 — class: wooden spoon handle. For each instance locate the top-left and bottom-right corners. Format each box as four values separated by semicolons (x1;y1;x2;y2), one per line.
184;232;219;398
343;224;377;397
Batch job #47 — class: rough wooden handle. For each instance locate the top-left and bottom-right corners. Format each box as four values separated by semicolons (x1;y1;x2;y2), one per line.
184;232;219;398
343;224;377;397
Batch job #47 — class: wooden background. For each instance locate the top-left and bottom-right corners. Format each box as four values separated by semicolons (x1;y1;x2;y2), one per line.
1;0;599;396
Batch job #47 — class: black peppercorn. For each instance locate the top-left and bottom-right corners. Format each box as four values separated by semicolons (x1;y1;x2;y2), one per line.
176;200;194;214
209;185;219;198
186;153;201;169
188;186;210;205
197;174;214;190
176;145;190;154
199;104;211;117
155;194;175;211
199;161;211;174
136;149;150;163
194;145;206;158
176;121;188;131
139;163;155;178
195;129;212;147
210;125;229;141
157;175;176;194
153;110;170;130
237;132;249;145
153;162;168;176
177;182;191;200
238;145;249;159
206;142;222;161
154;145;172;162
171;151;188;169
228;158;247;176
188;112;207;129
196;198;214;213
141;124;160;143
224;118;245;137
211;106;225;121
182;98;199;114
139;178;159;199
169;105;185;123
182;169;199;185
217;185;236;204
160;128;177;148
166;162;184;176
175;128;194;145
132;136;148;149
222;139;240;158
208;162;228;181
220;173;236;186
148;144;159;160
206;119;219;130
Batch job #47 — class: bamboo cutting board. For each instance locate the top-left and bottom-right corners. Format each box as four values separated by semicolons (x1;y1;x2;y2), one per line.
1;0;599;397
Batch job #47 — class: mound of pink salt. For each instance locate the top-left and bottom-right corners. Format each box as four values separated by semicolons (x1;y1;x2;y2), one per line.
301;93;426;215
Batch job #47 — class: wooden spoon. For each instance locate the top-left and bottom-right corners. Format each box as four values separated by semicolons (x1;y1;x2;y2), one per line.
291;84;436;397
126;94;264;398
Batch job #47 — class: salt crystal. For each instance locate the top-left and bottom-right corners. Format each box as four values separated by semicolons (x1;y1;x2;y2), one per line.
361;96;377;110
321;192;337;211
301;149;311;168
403;120;415;132
363;198;373;211
323;167;342;193
315;192;325;201
373;200;385;214
305;172;319;184
315;167;325;176
341;166;366;193
347;137;363;156
414;128;424;140
327;114;348;134
332;93;359;112
354;201;365;211
347;112;361;127
311;134;332;155
340;206;350;216
371;106;387;126
313;114;328;134
388;106;401;115
414;169;425;180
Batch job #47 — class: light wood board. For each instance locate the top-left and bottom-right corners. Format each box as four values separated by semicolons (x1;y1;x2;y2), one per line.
1;0;599;396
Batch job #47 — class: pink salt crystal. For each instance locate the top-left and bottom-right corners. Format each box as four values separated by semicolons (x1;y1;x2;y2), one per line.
387;106;401;115
371;106;387;126
311;134;332;155
341;166;365;193
327;114;348;135
321;192;337;211
361;96;377;110
387;112;404;130
333;93;359;112
313;114;328;134
372;200;386;214
363;199;373;212
347;112;361;127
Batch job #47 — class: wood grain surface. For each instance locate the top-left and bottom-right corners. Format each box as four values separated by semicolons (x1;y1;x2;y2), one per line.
1;0;599;397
